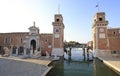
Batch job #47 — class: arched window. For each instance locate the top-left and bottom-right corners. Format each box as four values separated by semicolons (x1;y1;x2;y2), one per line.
4;37;7;44
10;38;13;43
56;19;59;22
99;18;102;21
113;32;116;35
45;39;48;43
21;38;23;43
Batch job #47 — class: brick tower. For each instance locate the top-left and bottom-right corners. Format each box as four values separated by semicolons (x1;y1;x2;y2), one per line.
92;12;108;56
51;14;65;56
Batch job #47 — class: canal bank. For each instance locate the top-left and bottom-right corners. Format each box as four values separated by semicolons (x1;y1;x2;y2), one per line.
98;56;120;75
94;50;120;75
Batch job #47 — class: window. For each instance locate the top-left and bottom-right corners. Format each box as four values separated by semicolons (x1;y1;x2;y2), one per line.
5;38;7;44
99;33;105;38
55;28;60;33
113;32;116;35
45;39;48;43
56;19;59;22
21;38;23;43
48;42;51;48
54;34;60;38
99;18;102;21
56;29;59;32
10;38;13;43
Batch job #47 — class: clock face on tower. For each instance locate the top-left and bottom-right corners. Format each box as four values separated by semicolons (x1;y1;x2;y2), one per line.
55;28;60;33
54;28;60;38
99;28;104;32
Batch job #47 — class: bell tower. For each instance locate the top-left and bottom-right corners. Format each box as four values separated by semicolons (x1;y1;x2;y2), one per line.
51;14;65;56
92;12;108;51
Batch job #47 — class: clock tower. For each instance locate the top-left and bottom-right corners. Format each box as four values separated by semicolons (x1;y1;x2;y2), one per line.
51;14;65;56
92;12;108;51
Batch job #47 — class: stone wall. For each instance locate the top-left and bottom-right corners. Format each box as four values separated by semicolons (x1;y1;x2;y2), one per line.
94;50;120;58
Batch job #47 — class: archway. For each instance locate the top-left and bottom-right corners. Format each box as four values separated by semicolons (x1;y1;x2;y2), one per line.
18;46;24;55
12;46;17;54
30;39;36;54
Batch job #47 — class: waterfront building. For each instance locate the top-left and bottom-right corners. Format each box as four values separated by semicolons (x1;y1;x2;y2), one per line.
0;14;65;57
92;12;120;57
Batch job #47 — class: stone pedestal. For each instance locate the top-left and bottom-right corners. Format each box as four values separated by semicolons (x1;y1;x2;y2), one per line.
3;47;10;57
30;50;33;56
46;51;50;58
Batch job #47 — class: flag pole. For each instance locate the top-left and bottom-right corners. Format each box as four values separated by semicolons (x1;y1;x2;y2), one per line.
58;4;60;14
96;2;100;12
97;2;100;12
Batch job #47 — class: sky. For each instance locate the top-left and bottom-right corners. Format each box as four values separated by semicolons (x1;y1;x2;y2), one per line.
0;0;120;43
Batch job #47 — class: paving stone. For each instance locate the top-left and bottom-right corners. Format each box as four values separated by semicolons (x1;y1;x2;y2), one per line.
0;58;49;76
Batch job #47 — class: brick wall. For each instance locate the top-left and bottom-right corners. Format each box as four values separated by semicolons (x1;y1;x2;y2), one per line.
40;34;53;55
107;28;120;51
0;32;28;48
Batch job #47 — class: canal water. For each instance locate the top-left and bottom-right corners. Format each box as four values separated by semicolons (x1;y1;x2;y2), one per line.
47;48;119;76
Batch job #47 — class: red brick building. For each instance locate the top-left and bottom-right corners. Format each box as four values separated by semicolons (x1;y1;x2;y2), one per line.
92;12;120;57
0;14;65;56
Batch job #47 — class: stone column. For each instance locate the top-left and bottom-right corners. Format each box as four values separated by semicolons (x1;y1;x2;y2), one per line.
16;48;18;56
24;49;26;56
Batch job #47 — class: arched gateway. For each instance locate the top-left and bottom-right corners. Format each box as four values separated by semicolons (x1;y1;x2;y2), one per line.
25;22;40;55
30;39;36;54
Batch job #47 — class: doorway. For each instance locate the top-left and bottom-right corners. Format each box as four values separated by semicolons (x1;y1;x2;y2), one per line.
30;39;36;54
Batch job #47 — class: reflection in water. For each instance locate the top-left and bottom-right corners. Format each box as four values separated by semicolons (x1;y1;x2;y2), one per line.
64;61;93;76
68;56;72;65
47;48;119;76
47;59;64;76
